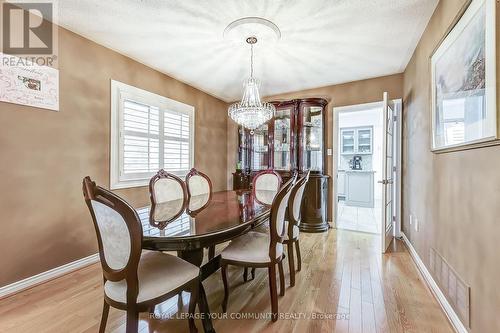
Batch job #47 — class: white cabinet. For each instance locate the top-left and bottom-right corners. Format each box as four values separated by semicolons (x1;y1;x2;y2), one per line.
345;171;374;208
340;127;373;155
340;129;355;154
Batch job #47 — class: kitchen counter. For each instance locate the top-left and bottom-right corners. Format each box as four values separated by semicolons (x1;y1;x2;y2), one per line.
339;169;376;173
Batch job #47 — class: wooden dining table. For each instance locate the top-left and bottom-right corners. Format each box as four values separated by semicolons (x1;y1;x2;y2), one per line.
137;189;276;333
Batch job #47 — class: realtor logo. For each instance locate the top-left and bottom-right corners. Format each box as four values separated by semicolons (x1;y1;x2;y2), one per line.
2;2;54;55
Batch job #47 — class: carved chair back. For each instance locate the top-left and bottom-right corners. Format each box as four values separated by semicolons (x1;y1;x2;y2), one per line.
82;176;142;304
268;176;295;262
288;170;310;231
149;169;187;205
185;168;212;197
253;170;282;192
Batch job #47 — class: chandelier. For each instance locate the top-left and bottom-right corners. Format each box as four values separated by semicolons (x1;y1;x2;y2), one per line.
228;36;275;133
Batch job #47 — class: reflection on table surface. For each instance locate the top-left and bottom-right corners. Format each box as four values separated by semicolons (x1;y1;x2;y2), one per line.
138;190;277;239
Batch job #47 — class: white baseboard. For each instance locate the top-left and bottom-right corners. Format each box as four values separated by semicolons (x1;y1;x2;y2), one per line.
0;253;99;299
401;232;468;333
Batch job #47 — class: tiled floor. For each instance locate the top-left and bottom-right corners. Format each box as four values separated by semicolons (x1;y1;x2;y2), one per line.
336;200;381;234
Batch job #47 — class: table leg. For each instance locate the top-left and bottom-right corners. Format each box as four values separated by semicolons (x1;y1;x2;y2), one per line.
178;249;216;333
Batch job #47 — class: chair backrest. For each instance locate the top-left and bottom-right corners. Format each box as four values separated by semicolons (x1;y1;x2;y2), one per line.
268;176;295;261
254;189;276;205
82;177;142;291
185;168;212;197
288;171;310;230
149;169;187;205
253;170;282;192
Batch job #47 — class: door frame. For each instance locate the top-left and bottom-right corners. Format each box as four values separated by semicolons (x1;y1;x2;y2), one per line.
332;99;403;238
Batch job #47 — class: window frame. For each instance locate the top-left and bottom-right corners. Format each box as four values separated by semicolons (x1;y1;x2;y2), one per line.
110;80;195;190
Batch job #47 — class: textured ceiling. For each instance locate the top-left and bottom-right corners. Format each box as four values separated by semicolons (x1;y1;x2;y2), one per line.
58;0;438;102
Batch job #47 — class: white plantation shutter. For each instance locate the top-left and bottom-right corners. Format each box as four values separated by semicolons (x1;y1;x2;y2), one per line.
122;100;160;176
110;80;194;189
164;111;190;172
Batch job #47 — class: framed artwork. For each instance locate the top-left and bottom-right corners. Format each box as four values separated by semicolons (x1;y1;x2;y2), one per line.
431;0;497;151
0;53;59;111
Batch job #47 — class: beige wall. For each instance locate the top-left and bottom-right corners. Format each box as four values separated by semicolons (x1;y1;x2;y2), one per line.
402;1;500;332
0;27;228;287
227;73;404;220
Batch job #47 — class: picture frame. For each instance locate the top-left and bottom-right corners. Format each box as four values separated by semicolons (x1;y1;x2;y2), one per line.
430;0;497;152
0;53;59;111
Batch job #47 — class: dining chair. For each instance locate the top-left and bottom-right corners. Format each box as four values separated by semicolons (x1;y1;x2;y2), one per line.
241;170;284;281
185;168;215;259
220;177;295;322
242;172;293;282
82;176;200;333
185;168;212;197
284;170;310;287
252;169;282;192
149;169;187;205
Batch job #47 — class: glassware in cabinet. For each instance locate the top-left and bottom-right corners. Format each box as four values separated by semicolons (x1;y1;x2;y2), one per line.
273;107;293;171
301;105;324;172
251;123;270;171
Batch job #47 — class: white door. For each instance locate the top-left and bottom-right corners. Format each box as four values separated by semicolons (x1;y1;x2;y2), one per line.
381;92;396;253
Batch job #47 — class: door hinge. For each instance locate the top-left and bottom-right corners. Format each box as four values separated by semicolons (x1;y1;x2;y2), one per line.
393;115;397;122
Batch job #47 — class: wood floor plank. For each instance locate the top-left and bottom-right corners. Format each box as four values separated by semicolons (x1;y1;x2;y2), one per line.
0;230;454;333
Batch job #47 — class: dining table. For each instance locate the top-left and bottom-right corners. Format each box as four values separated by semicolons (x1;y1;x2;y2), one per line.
137;189;276;333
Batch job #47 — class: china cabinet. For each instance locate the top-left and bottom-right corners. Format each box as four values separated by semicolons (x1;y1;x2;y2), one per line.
232;98;329;232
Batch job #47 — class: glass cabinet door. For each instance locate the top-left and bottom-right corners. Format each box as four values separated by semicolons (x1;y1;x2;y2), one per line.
357;128;372;153
302;106;323;172
341;129;355;154
273;107;292;171
237;126;249;170
251;124;270;171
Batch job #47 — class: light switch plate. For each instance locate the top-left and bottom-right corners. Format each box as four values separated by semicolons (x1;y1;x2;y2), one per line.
327;148;333;156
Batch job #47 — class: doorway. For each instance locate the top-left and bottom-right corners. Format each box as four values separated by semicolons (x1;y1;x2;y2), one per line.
333;97;402;249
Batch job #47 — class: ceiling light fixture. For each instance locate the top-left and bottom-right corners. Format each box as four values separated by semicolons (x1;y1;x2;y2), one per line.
228;36;275;133
225;17;280;133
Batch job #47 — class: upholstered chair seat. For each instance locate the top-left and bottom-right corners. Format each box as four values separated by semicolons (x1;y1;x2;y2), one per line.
104;251;199;304
220;232;283;264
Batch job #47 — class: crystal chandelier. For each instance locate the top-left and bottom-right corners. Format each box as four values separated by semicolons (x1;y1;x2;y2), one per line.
228;36;275;133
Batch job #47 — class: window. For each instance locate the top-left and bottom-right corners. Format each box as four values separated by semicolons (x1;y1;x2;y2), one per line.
110;80;194;189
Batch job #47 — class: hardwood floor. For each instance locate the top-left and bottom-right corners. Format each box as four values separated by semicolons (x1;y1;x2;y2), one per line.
0;229;454;333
